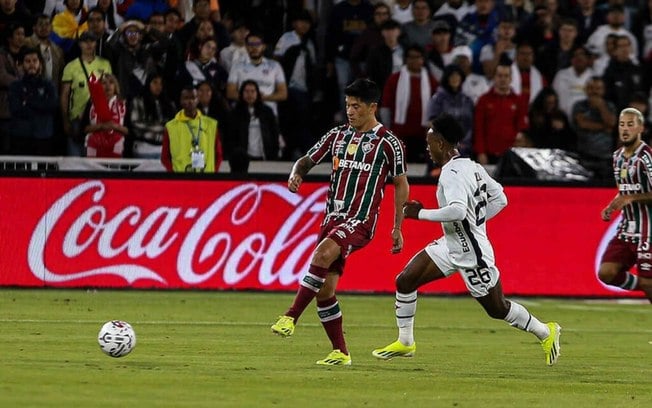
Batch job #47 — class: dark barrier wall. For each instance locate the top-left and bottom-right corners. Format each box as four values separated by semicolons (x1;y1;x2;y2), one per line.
0;175;636;297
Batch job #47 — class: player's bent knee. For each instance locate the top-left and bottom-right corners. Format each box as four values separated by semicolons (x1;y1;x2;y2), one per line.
598;265;618;284
395;270;417;293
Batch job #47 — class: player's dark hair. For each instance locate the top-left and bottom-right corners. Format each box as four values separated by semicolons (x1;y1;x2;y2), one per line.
431;113;464;145
344;78;380;104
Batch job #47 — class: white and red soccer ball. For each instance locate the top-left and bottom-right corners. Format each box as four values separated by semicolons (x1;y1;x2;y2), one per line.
98;320;136;358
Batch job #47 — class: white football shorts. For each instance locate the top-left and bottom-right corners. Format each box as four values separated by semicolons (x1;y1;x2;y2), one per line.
424;237;500;298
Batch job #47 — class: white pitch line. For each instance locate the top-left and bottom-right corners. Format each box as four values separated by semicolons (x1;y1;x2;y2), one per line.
1;319;652;334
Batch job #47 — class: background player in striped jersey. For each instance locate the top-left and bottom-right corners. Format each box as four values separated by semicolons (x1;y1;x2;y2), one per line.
372;113;562;366
271;79;410;366
599;108;652;302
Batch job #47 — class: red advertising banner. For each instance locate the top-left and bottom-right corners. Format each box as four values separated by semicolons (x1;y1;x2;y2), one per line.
0;177;634;297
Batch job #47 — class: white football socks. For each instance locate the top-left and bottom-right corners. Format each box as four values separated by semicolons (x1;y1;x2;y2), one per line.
396;291;417;346
504;301;550;340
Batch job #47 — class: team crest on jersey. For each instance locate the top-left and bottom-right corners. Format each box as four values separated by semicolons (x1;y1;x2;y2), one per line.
361;142;373;154
347;144;358;156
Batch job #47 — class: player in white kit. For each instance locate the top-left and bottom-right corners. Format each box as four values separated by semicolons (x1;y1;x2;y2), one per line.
372;113;562;366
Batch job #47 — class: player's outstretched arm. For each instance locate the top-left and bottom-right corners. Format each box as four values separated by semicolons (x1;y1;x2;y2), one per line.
288;156;315;193
391;174;409;253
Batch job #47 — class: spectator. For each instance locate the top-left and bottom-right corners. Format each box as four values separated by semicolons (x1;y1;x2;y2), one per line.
510;41;546;106
473;58;528;165
451;45;490;104
60;30;112;156
602;35;644;113
571;76;617;179
82;73;127;157
592;32;619;76
380;45;437;163
479;15;517;80
569;0;606;45
536;17;580;83
631;0;652;62
426;20;453;82
66;7;113;62
127;71;176;158
455;0;500;74
0;0;32;44
51;0;88;56
161;85;223;172
196;79;229;124
7;46;59;155
400;0;437;50
426;64;474;158
526;87;576;151
274;9;317;160
434;0;475;36
501;0;532;28
552;45;594;119
219;19;248;73
179;36;228;94
91;0;123;34
107;19;156;99
350;2;390;78
0;22;25;153
184;18;214;60
176;0;229;55
25;15;65;84
586;4;638;63
515;4;555;56
627;92;652;144
224;80;280;173
365;19;403;95
325;0;374;121
391;0;413;25
226;32;287;118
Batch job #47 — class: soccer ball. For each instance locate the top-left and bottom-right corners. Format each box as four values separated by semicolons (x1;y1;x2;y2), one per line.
98;320;137;358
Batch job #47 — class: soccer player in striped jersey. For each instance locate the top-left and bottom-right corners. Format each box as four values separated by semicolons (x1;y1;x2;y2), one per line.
271;79;410;366
599;108;652;302
372;113;562;366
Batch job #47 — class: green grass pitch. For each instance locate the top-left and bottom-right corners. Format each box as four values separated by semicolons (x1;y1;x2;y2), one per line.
1;289;651;407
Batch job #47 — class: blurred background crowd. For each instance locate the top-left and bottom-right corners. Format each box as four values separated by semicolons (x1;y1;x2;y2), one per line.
0;0;651;178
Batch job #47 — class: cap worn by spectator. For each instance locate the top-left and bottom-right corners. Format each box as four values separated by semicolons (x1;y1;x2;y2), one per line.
78;31;98;42
450;45;473;62
120;20;146;32
432;20;451;35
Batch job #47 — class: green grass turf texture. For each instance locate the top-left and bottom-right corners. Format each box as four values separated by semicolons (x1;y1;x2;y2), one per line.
1;289;650;408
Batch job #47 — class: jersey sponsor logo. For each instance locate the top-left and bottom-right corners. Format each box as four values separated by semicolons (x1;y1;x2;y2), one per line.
337;159;372;171
637;252;652;259
453;221;471;253
619;183;641;192
639;262;652;271
332;156;340;170
335;230;347;239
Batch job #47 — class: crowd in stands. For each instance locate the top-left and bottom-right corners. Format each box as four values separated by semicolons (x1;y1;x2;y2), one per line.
0;0;651;178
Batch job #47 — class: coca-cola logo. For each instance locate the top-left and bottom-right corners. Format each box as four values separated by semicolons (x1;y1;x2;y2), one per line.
28;180;327;286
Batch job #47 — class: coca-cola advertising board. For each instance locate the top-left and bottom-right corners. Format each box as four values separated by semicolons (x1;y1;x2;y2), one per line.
0;176;636;297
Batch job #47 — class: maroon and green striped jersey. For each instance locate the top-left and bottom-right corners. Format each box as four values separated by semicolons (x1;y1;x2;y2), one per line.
308;123;407;234
613;142;652;244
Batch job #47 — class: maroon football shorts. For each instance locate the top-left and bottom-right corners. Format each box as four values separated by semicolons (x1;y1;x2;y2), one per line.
601;237;652;278
317;217;373;275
